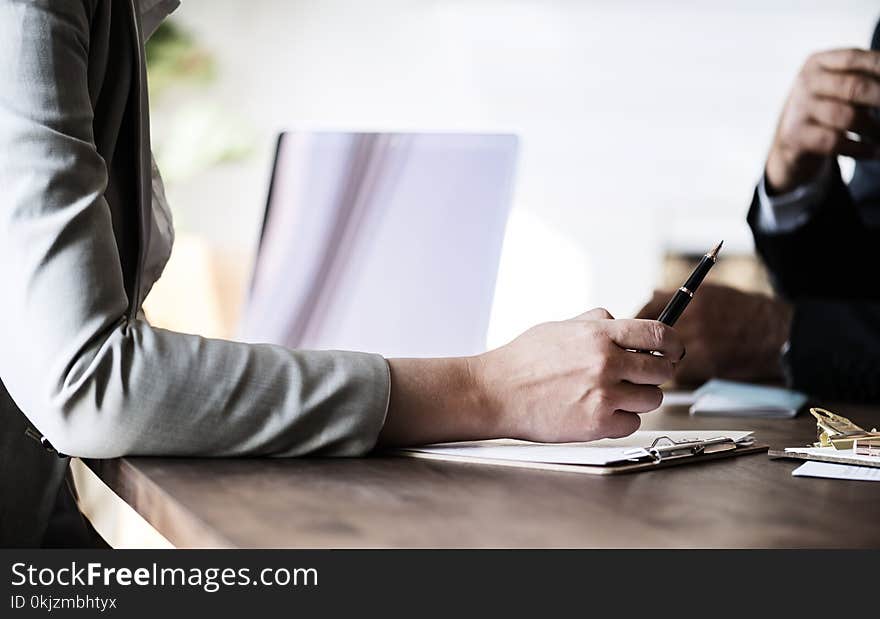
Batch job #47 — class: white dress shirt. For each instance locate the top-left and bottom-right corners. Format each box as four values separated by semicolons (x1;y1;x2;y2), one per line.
755;159;833;234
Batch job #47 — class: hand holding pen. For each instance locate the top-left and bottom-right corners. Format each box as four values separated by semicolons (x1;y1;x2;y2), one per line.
629;241;722;360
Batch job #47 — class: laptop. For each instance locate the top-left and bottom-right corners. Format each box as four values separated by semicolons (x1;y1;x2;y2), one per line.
238;131;519;358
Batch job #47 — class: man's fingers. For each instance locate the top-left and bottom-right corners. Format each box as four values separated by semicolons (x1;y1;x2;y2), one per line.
600;411;642;439
615;349;676;385
602;382;664;414
795;122;880;158
809;98;880;141
604;319;684;360
577;307;615;321
806;69;880;107
812;48;880;77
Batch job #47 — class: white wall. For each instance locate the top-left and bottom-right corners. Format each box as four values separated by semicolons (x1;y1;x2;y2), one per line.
157;0;877;346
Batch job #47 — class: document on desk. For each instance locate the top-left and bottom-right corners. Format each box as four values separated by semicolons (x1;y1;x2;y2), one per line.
792;461;880;481
782;446;880;468
689;379;807;419
396;430;757;475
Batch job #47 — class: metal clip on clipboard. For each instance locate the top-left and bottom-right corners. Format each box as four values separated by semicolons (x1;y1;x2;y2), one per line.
646;435;753;462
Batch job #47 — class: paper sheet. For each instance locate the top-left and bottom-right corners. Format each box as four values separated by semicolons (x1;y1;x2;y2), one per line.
660;391;697;407
792;461;880;481
401;430;753;467
689;379;807;418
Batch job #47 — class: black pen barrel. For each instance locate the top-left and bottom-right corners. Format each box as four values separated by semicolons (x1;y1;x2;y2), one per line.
654;241;721;328
657;289;691;326
682;255;714;293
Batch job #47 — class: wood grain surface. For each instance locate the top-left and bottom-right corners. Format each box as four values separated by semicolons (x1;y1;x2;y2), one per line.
85;403;880;548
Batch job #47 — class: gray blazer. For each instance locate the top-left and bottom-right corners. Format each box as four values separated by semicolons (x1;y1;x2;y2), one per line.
0;0;390;547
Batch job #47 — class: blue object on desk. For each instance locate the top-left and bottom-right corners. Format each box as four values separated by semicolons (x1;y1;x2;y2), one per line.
689;379;807;419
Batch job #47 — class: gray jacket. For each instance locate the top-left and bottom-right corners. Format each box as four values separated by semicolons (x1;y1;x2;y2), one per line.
0;0;390;547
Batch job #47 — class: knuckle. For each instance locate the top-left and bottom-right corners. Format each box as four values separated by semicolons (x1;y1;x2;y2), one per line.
594;351;616;379
803;52;821;70
650;321;668;348
845;75;866;101
796;70;811;92
594;306;613;320
583;321;605;346
842;48;859;67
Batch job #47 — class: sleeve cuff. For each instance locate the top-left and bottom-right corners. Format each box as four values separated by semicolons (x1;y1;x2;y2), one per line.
755;159;833;234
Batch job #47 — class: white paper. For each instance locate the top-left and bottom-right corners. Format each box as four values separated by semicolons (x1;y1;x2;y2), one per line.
792;461;880;481
402;430;753;467
689;379;807;419
784;446;880;466
660;391;697;407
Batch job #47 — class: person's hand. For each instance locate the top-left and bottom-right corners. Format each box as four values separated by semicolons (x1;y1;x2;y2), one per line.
766;48;880;194
471;308;684;442
635;284;792;385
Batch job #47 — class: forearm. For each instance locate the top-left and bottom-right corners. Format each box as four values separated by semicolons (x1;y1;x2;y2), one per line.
378;357;499;446
0;315;391;458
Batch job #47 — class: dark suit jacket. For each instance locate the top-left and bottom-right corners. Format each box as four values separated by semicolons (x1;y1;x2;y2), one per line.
747;21;880;402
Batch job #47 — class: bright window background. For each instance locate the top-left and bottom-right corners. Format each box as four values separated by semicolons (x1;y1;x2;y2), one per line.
148;0;877;347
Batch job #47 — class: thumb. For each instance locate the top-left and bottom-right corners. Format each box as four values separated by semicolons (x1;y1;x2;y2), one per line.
577;307;615;321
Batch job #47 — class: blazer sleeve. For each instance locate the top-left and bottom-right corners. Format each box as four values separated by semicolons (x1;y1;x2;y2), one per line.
748;172;880;401
0;1;390;458
746;161;880;301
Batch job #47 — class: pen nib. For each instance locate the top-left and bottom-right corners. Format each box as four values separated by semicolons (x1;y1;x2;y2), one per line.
707;240;723;261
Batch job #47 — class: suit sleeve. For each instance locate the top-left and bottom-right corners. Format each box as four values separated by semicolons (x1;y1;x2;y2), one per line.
748;170;880;401
0;0;390;458
747;161;880;301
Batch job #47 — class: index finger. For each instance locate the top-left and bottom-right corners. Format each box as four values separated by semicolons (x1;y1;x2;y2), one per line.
807;70;880;107
603;319;685;360
813;48;880;76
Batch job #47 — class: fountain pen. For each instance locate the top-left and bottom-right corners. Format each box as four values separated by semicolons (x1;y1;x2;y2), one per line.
657;241;723;326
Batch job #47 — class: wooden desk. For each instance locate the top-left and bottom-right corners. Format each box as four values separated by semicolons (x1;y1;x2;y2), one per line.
86;404;880;548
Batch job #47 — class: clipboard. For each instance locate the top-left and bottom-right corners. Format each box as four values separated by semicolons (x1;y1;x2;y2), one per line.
393;433;768;476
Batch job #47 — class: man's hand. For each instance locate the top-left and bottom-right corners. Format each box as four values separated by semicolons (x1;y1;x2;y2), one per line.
636;284;792;385
766;48;880;194
380;309;684;446
471;308;683;442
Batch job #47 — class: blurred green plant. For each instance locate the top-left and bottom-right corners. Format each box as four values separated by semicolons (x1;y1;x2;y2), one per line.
146;20;215;98
145;20;256;191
